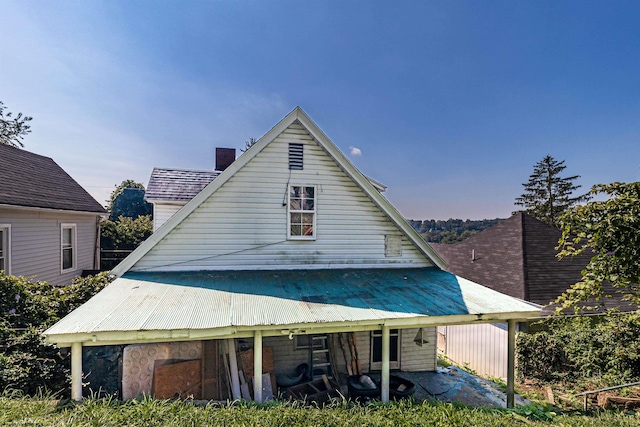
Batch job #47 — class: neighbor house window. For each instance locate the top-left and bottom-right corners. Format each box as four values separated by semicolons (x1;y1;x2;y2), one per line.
288;185;316;239
61;224;77;272
0;225;10;275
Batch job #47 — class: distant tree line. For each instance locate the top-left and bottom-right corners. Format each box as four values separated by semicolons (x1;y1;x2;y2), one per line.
407;218;502;244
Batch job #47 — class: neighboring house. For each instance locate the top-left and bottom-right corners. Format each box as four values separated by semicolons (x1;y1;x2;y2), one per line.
45;107;540;404
431;212;637;378
145;167;220;231
0;144;106;286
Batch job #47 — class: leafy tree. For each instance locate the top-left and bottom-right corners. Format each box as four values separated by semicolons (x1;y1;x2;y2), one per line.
101;180;153;268
240;137;258;153
0;101;32;148
0;272;112;395
555;181;640;311
101;215;153;251
409;218;501;243
514;155;587;227
106;180;152;220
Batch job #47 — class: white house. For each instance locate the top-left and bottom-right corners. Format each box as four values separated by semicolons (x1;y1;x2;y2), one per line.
0;144;106;285
44;107;539;405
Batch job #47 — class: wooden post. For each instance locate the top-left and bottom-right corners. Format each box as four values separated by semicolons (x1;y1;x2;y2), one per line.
507;319;516;408
253;330;263;403
381;326;390;403
227;339;242;400
71;342;83;401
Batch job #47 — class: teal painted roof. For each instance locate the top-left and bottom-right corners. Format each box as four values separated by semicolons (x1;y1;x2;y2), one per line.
45;268;540;342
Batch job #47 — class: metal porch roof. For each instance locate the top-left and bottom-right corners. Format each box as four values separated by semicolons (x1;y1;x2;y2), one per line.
45;268;540;344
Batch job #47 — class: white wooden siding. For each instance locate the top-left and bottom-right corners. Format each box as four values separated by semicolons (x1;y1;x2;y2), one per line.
400;328;437;372
438;323;508;379
0;207;99;286
263;336;312;376
133;123;431;271
152;202;184;231
261;328;437;376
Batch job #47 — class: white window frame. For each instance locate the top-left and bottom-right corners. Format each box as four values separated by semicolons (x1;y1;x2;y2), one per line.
370;329;401;370
61;223;77;273
0;224;11;275
287;185;317;240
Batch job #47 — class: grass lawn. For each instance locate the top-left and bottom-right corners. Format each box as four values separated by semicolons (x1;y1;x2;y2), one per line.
1;393;638;427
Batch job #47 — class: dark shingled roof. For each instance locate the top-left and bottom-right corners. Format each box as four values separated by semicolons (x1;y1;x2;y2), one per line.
431;212;637;314
0;144;106;213
144;168;220;202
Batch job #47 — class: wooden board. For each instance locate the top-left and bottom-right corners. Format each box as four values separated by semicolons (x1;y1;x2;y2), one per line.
240;347;277;395
153;359;202;399
201;340;219;400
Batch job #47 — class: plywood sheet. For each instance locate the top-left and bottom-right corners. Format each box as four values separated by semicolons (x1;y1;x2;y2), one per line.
240;347;276;393
153;359;202;399
122;341;202;400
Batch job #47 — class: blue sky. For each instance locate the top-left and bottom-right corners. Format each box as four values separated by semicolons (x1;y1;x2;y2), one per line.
2;1;639;219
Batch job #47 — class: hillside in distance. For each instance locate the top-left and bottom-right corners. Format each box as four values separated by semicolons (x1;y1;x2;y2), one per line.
408;218;503;244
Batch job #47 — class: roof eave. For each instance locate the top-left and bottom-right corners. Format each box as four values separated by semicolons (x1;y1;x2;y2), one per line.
45;309;541;347
0;203;106;215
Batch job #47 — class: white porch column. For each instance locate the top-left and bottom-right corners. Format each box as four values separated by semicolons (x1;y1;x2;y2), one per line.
71;342;83;401
227;339;242;400
507;319;516;408
253;330;263;403
381;325;390;403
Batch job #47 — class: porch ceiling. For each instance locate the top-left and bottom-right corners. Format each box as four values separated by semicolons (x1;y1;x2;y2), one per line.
44;268;540;345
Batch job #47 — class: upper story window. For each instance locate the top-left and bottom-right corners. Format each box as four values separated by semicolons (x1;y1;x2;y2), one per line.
288;185;316;240
0;225;10;274
61;224;77;272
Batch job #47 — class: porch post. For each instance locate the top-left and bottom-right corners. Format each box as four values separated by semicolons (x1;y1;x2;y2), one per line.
227;339;242;399
253;330;263;403
381;325;390;403
507;319;516;408
71;342;83;401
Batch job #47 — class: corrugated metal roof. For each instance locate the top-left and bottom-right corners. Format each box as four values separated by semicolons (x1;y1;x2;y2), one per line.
45;268;540;341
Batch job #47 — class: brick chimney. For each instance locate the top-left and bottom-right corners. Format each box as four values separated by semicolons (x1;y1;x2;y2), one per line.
215;148;236;171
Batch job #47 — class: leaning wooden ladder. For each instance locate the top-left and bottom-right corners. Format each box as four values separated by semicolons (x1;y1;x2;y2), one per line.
308;334;335;380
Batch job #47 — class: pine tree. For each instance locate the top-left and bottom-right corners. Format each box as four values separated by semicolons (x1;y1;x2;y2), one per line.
514;155;587;226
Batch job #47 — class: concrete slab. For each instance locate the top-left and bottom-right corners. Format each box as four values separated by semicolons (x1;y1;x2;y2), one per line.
394;367;530;408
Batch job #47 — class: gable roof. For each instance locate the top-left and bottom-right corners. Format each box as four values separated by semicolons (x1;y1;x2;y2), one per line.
432;212;586;304
0;144;106;213
145;168;220;202
111;107;446;276
432;212;637;313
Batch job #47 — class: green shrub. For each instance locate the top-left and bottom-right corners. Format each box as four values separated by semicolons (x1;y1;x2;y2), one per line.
517;312;640;386
0;272;112;395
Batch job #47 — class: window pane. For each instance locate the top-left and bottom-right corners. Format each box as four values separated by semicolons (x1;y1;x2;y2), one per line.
302;225;313;236
63;228;72;246
302;213;314;224
303;198;314;210
0;258;4;271
0;230;3;253
63;248;73;270
305;187;314;199
290;198;302;210
290;224;302;236
291;213;302;224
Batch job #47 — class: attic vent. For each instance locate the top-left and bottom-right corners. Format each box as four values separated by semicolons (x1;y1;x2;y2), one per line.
289;143;304;170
